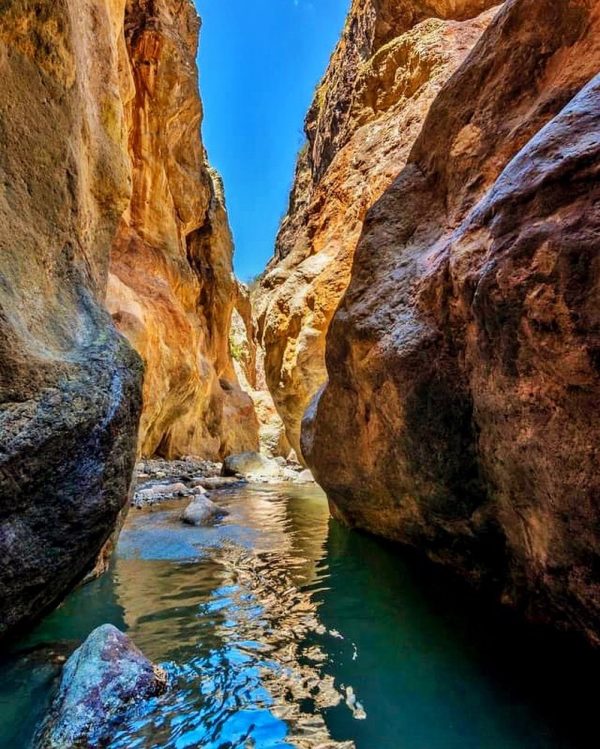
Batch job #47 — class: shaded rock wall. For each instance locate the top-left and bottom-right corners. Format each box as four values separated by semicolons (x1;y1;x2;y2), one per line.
0;0;143;638
108;0;259;460
255;0;501;459
305;0;600;645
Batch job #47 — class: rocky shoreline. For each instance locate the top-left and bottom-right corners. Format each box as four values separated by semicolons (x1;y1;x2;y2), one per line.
133;453;315;510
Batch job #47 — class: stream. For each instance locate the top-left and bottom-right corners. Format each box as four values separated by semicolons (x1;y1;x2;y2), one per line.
0;483;596;748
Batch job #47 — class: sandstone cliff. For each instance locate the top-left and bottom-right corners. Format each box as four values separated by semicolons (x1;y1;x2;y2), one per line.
0;0;142;638
0;0;258;639
231;288;291;459
305;0;600;645
255;0;501;460
108;0;259;460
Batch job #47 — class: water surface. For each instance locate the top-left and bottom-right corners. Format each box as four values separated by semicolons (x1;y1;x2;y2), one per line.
0;484;595;748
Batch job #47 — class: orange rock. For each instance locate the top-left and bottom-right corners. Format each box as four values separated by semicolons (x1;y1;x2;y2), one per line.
255;0;501;461
0;0;142;638
108;0;259;460
305;0;600;645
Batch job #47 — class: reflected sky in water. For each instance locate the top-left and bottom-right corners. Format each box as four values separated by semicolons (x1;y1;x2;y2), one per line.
0;483;596;748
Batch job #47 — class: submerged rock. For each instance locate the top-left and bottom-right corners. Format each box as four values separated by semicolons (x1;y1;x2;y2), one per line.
181;496;229;527
36;625;166;748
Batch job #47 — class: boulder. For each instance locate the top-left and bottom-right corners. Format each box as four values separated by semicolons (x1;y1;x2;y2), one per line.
305;0;600;644
296;469;316;485
221;452;282;479
181;496;229;527
36;625;166;748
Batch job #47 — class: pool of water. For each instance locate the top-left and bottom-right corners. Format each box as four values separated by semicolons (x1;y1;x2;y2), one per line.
0;483;596;748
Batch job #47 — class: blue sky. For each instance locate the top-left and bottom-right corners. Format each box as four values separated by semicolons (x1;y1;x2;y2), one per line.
195;0;349;281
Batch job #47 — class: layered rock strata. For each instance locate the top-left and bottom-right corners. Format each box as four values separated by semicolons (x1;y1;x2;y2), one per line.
108;1;259;460
305;0;600;645
255;0;501;459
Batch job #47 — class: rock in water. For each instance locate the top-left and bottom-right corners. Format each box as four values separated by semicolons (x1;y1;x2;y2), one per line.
305;0;600;645
222;452;283;479
182;496;229;527
36;625;166;748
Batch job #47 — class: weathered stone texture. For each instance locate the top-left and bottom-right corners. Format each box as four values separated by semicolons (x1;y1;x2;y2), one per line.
256;0;501;459
108;1;259;460
305;0;600;645
0;0;143;638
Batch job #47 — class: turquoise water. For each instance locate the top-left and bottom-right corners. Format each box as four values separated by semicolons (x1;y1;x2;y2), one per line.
0;484;596;748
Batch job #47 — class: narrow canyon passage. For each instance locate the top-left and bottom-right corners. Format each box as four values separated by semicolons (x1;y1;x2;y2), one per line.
0;0;599;747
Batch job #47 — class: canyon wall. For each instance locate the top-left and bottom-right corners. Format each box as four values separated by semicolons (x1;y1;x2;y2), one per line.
255;0;502;459
0;0;257;639
305;0;600;645
0;0;142;638
108;0;259;460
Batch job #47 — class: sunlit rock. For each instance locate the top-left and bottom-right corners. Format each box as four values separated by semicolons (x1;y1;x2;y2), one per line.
255;0;502;460
36;625;166;748
107;0;259;461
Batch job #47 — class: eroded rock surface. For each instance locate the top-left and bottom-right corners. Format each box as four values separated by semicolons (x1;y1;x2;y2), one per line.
108;0;259;460
0;0;258;640
305;0;600;645
231;296;291;459
255;0;501;458
36;624;166;748
0;0;143;639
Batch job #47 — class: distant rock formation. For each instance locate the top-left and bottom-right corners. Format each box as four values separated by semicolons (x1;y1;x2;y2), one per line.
255;0;501;459
305;0;600;645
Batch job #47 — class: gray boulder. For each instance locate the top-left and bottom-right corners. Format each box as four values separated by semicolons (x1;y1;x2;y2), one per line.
221;452;282;479
181;495;229;527
36;625;166;748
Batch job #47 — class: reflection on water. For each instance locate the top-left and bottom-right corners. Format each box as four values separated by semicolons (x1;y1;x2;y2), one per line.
0;483;597;748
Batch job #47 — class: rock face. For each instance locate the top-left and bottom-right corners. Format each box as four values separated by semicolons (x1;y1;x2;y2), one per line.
108;0;259;460
0;0;257;639
0;0;143;639
255;0;501;459
36;624;166;748
305;0;600;645
231;292;291;459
